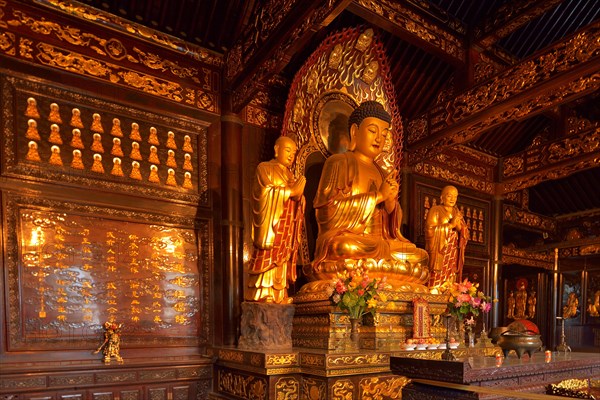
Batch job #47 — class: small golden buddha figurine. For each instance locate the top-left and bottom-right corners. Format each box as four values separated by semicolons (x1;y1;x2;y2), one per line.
48;103;62;124
182;135;193;152
26;119;41;140
130;141;142;160
130;122;142;141
130;161;142;180
91;113;104;133
148;164;160;183
563;292;579;319
148;127;159;146
91;133;104;153
110;118;123;137
26;140;41;162
94;321;124;364
48;145;63;166
111;157;124;176
71;149;84;169
166;149;177;168
246;136;306;304
182;171;193;189
425;185;469;293
165;168;177;186
25;97;40;119
70;128;84;149
166;131;177;149
183;153;193;171
306;101;429;293
111;137;124;157
48;124;63;145
148;145;160;164
70;108;84;128
91;153;104;173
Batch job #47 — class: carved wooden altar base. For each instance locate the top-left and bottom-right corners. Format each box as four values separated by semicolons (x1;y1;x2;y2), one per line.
291;290;448;351
391;352;600;399
208;347;409;399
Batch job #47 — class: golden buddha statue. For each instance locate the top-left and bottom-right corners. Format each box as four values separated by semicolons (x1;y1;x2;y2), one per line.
306;101;429;293
245;136;306;304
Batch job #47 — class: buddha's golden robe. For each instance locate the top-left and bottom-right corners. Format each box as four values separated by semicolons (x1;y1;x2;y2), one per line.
246;159;304;303
310;152;429;291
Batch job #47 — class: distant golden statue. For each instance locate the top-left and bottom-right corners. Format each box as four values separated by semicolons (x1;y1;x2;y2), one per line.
245;136;306;304
563;292;579;319
587;290;600;317
515;280;528;319
94;321;124;363
425;185;469;292
307;101;429;293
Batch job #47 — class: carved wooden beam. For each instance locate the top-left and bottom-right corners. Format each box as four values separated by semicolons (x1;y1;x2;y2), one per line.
501;127;600;193
226;0;351;112
406;22;600;165
348;0;466;67
502;245;553;269
503;204;557;234
474;0;564;49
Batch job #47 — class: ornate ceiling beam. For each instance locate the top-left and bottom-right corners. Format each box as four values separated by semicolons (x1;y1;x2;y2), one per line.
503;204;557;235
501;127;600;193
406;22;600;165
225;0;351;113
348;0;465;67
502;245;553;270
473;0;564;49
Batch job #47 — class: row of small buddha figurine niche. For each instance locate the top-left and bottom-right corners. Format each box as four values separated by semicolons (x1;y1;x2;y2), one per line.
424;195;485;243
23;97;194;189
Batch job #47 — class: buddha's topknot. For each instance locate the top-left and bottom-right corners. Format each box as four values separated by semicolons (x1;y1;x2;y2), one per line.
348;101;391;132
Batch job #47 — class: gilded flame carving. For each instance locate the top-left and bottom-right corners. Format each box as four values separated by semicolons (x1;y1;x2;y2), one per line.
275;377;299;399
331;379;354;400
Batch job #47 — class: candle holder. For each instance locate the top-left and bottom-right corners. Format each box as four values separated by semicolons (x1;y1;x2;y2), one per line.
441;313;456;361
555;317;571;354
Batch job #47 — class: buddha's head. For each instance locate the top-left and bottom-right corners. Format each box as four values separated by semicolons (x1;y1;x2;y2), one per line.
348;101;391;159
440;185;458;207
274;136;298;168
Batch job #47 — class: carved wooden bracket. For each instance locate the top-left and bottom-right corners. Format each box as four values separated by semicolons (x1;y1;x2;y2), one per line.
503;204;557;234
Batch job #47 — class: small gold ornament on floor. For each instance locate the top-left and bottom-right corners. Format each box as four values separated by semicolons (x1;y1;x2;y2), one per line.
166;168;177;186
182;135;193;152
48;123;63;145
110;118;123;137
91;153;104;173
183;153;193;171
70;128;84;149
130;122;142;141
91;113;104;133
148;164;160;183
91;133;104;153
71;149;84;169
70;108;84;128
26;119;41;140
166;149;177;168
111;157;124;176
130;161;142;180
26;141;41;162
148;126;160;145
25;97;40;119
49;145;63;166
166;131;177;149
182;171;193;189
94;320;124;364
148;145;160;164
48;103;62;124
130;141;142;160
111;137;124;157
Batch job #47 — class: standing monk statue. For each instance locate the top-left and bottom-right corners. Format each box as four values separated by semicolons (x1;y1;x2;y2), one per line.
245;136;306;304
306;101;429;293
425;185;469;293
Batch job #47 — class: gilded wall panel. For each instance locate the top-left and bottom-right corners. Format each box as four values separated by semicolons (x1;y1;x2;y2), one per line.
1;72;209;206
3;192;210;350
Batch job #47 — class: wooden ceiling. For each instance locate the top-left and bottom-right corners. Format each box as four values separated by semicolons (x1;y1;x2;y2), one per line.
79;0;600;220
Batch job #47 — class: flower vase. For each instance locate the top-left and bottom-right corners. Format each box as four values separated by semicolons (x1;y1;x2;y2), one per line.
349;318;360;345
468;331;475;348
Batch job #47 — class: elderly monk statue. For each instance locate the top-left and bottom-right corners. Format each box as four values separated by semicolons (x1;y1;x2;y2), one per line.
425;185;469;293
307;101;429;293
245;136;306;304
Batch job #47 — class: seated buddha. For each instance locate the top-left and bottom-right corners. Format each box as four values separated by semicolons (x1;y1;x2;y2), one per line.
303;101;429;293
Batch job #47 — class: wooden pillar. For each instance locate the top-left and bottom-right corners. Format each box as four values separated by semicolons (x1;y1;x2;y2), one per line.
491;195;503;328
549;248;560;350
220;112;244;346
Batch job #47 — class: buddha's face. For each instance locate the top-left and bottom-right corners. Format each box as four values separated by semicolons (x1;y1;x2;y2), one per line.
441;187;458;207
275;139;297;168
352;117;389;159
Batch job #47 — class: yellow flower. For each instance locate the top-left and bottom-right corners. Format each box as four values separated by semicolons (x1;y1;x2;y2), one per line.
367;298;378;308
379;293;388;303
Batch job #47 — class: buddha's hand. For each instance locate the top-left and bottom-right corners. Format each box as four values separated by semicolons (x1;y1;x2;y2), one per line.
290;175;306;199
378;172;399;210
